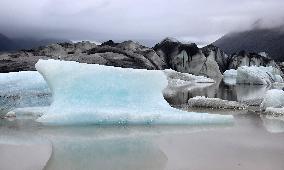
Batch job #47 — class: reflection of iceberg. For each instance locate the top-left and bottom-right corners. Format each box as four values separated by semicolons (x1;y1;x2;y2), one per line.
45;138;167;170
261;115;284;133
236;85;269;106
35;59;233;125
0;134;52;170
0;119;232;170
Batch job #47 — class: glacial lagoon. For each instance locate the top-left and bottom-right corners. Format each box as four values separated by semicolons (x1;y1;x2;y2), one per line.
1;112;284;170
1;61;284;170
1;83;284;170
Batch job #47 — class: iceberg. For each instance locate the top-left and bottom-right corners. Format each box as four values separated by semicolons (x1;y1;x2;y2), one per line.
223;69;237;85
223;66;283;85
236;66;283;85
188;96;247;109
164;69;215;88
35;59;233;125
0;71;51;114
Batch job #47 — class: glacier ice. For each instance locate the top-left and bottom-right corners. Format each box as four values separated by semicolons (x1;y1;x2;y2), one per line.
237;66;283;85
265;107;284;114
188;96;247;109
223;69;237;85
6;106;49;118
164;69;215;88
0;71;51;114
223;66;283;85
0;71;47;92
35;59;233;125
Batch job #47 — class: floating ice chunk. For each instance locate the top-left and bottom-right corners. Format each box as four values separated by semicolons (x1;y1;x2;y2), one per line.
265;107;284;114
0;71;51;114
223;66;283;85
236;66;283;85
260;89;284;110
35;59;233;125
0;71;48;92
223;69;237;85
258;52;269;58
164;69;215;87
6;106;49;118
188;96;247;109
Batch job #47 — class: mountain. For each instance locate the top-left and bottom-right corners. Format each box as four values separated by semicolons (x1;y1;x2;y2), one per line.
213;26;284;61
0;40;167;73
1;38;282;78
0;33;14;51
0;33;71;52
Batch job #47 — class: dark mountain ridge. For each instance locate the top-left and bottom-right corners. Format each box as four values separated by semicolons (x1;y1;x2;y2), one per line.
213;26;284;61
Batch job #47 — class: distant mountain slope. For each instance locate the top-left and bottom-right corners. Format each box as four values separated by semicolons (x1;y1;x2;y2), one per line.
0;33;14;51
213;26;284;61
0;33;71;52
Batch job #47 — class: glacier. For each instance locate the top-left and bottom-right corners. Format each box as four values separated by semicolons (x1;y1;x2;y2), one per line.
35;59;233;125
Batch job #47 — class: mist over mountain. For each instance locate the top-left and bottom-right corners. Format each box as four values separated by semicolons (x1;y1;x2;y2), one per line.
0;33;70;52
213;25;284;61
0;33;14;51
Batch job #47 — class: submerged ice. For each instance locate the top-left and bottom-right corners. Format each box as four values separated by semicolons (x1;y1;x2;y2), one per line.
35;59;233;125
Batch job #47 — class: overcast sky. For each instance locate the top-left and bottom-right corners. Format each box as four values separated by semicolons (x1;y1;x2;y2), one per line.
1;0;284;46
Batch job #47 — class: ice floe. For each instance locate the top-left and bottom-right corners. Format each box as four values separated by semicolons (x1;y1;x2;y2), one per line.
188;96;247;109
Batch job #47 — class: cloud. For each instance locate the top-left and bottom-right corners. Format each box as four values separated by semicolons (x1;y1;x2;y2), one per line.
0;0;284;45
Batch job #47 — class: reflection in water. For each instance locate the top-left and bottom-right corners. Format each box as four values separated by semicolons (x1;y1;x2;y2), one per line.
0;119;233;170
45;138;167;170
165;79;271;106
1;114;284;170
261;115;284;133
236;85;269;106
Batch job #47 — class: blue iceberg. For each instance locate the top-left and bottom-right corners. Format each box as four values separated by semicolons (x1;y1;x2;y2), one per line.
35;59;233;125
0;71;51;114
